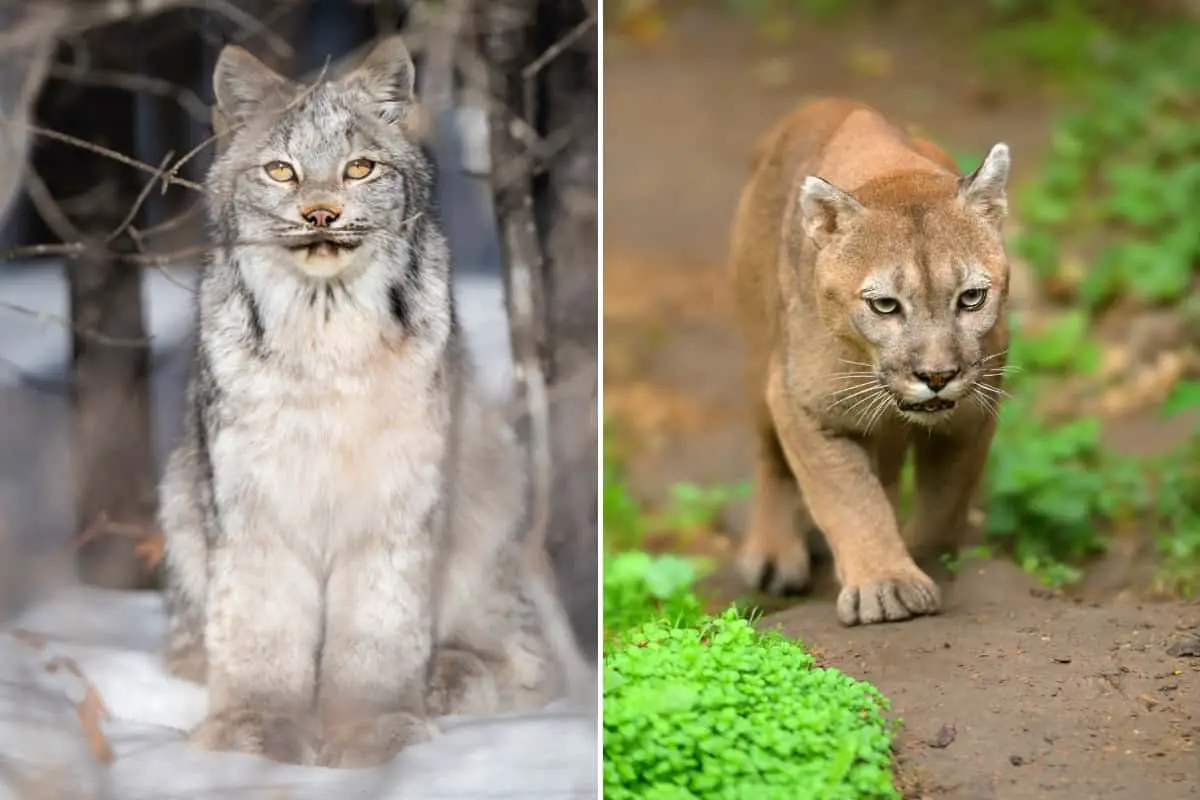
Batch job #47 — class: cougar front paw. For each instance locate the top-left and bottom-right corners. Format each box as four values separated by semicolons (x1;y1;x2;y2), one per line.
836;561;941;626
737;532;811;596
318;711;438;769
190;706;319;765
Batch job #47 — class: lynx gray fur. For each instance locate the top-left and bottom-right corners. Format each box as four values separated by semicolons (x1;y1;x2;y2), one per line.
157;36;557;768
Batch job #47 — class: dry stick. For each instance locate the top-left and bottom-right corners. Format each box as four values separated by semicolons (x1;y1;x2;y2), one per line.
520;14;595;81
107;153;199;292
107;151;175;244
200;0;295;59
0;121;205;193
481;1;594;704
0;301;150;348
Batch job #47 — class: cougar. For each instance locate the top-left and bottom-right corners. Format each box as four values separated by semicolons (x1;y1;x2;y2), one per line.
730;97;1011;626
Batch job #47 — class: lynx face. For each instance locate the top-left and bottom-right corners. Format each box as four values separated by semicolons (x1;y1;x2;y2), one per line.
207;38;426;280
799;144;1011;425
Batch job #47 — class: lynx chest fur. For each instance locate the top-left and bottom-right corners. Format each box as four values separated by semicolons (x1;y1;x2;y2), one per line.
203;289;447;562
730;98;1013;627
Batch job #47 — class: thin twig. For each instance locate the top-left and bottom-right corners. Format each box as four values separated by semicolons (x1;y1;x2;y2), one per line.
0;301;152;348
2;122;205;192
480;0;594;704
107;151;175;243
520;15;595;81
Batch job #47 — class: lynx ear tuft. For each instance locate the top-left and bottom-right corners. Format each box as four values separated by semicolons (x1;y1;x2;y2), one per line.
342;35;416;128
958;143;1010;226
211;45;295;126
798;176;863;249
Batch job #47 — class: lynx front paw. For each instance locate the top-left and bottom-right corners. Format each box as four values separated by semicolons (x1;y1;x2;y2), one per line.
164;640;207;684
427;649;499;717
318;711;438;769
737;532;811;596
836;562;941;626
189;707;319;765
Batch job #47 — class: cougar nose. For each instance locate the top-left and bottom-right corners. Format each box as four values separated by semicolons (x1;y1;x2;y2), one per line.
302;206;340;228
914;368;960;392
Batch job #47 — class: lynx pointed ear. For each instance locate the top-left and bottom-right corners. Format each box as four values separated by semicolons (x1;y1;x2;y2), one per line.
958;143;1010;225
799;176;864;249
211;44;295;125
342;35;416;127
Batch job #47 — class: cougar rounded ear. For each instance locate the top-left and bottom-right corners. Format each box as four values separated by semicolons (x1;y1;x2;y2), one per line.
958;143;1010;226
798;176;864;249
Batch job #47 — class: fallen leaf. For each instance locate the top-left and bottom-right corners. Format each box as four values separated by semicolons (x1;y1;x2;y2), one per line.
76;685;114;764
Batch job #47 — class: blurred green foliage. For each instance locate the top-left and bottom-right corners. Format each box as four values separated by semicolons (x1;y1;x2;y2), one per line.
603;424;751;551
979;15;1200;592
603;550;709;635
1015;27;1200;309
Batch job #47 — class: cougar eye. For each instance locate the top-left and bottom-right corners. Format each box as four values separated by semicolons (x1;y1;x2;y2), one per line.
866;296;901;316
344;159;376;181
958;288;988;311
264;160;296;183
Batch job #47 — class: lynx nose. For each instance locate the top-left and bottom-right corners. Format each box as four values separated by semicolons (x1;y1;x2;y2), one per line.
914;368;960;392
302;206;340;228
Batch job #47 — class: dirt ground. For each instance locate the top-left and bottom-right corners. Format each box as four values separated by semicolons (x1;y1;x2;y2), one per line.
603;6;1199;797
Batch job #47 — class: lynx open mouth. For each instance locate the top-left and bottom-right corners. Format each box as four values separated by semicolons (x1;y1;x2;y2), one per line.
287;239;362;258
898;397;956;413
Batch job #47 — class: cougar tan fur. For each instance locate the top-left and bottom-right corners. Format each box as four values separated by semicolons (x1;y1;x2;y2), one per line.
730;98;1012;626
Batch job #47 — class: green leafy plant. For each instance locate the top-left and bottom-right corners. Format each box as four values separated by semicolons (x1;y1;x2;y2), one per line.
984;332;1200;592
604;610;899;800
604;550;710;636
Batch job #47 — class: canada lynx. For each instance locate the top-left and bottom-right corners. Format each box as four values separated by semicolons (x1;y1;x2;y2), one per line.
730;98;1011;626
157;36;558;767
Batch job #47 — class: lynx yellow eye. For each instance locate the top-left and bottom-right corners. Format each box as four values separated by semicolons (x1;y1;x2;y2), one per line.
264;161;295;182
344;159;375;181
